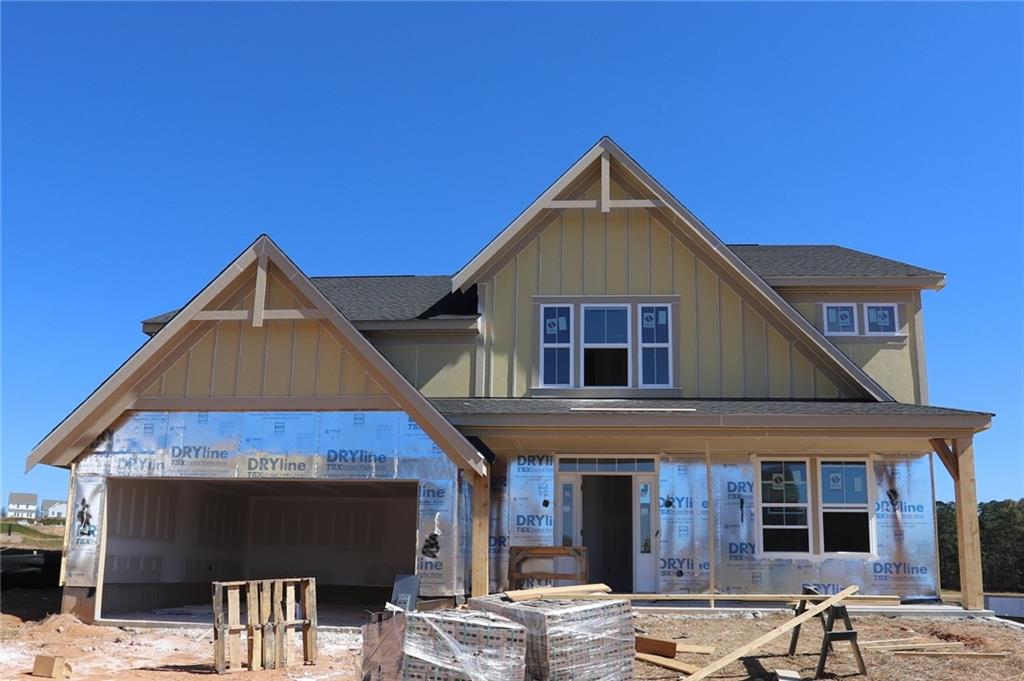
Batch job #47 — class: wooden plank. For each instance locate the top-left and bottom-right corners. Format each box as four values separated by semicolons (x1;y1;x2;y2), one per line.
227;585;242;670
636;635;678;658
600;152;611;212
564;592;895;604
677;643;715;655
862;642;964;652
246;581;262;671
252;252;268;327
893;651;1007;658
300;578;318;664
284;582;296;665
636;653;699;674
930;438;959;481
212;583;225;673
684;585;858;681
273;580;285;669
955;437;985;610
261;581;274;670
471;472;490;597
503;582;611;602
859;637;924;646
547;199;598;209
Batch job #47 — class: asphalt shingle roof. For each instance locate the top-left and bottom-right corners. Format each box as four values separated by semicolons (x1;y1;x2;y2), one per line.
8;493;38;505
430;398;992;418
729;245;942;279
142;245;942;327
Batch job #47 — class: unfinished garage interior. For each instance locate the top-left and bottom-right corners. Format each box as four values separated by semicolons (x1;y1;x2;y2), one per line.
100;479;418;625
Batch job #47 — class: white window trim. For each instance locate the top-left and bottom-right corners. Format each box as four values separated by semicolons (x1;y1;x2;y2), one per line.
638;304;673;388
754;456;813;558
863;303;900;337
580;303;632;387
822;303;860;337
539;304;574;387
816;458;877;557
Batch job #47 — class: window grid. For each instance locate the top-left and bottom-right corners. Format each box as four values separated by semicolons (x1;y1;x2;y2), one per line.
758;459;811;554
639;305;672;387
818;460;872;554
540;304;573;387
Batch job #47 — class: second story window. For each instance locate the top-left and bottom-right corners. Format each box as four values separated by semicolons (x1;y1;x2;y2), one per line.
582;305;630;386
540;305;573;387
865;304;898;335
823;303;858;336
639;305;671;387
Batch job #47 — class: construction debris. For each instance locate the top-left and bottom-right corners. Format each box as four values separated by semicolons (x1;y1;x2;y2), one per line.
31;655;70;679
893;651;1008;658
675;642;714;655
862;641;965;652
471;594;634;680
502;582;611;602
635;651;699;674
635;634;677;658
360;608;527;680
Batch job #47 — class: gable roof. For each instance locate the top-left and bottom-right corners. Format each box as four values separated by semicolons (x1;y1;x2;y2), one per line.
8;493;37;506
139;245;942;332
449;136;894;402
26;235;487;476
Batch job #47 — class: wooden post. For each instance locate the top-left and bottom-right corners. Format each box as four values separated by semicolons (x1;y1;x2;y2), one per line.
704;443;716;607
227;585;241;670
471;469;490;597
954;437;984;610
212;584;225;673
246;581;262;671
260;581;274;669
300;578;318;664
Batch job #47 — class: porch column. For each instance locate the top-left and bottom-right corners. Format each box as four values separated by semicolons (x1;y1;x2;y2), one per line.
954;437;984;610
471;470;490;597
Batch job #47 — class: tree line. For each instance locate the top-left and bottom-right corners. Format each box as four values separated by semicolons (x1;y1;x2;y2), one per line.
937;499;1024;594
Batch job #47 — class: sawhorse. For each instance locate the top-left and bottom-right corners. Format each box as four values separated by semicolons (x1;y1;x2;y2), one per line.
788;586;867;679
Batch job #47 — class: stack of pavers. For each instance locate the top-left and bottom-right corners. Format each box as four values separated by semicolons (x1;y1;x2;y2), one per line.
469;595;635;680
361;608;528;681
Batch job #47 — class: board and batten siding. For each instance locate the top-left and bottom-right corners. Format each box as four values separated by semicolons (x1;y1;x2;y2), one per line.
141;268;387;399
477;179;850;399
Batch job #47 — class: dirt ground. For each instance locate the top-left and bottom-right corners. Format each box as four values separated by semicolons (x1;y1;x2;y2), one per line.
634;610;1024;680
2;601;1023;680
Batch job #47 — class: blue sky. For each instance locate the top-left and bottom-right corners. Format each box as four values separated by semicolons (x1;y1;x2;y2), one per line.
2;2;1021;504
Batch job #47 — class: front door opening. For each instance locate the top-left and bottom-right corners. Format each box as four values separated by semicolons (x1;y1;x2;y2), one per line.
582;475;632;592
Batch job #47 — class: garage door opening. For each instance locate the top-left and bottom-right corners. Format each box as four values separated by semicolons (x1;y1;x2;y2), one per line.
99;478;418;627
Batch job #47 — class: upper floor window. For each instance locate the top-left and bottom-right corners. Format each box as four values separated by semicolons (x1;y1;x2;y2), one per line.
639;305;672;387
541;305;573;387
865;304;898;336
536;301;675;389
823;304;858;336
582;305;630;386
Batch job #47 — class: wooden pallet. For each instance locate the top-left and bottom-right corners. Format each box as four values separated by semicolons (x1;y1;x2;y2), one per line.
212;578;318;674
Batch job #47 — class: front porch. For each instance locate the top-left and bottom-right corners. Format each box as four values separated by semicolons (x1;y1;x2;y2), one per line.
452;398;992;610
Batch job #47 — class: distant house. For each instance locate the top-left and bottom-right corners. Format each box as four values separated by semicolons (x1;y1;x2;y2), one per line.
7;493;38;520
41;500;67;519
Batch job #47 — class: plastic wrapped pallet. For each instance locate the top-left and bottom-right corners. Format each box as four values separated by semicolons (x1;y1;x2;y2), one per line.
469;596;635;680
361;608;527;681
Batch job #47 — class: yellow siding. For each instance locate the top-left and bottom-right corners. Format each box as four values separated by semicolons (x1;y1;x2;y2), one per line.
478;181;851;398
782;291;924;403
147;319;384;399
368;337;476;397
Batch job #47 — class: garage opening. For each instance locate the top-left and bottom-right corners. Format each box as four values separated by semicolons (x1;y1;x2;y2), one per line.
100;478;417;627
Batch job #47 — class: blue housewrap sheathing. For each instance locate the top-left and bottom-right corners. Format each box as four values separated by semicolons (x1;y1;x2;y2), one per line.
66;411;466;597
489;454;938;598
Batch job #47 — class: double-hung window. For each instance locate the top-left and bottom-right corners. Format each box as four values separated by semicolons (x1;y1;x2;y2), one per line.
864;304;898;335
581;305;630;387
758;460;810;553
639;305;671;387
540;305;572;387
819;461;871;553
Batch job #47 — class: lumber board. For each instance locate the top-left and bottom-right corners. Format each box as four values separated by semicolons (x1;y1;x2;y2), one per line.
859;637;925;645
636;652;700;674
677;643;715;655
893;651;1006;658
684;585;858;681
863;642;964;651
562;592;895;604
503;582;611;601
636;635;677;658
246;581;262;671
227;585;241;670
